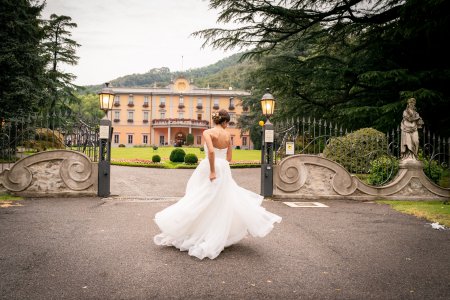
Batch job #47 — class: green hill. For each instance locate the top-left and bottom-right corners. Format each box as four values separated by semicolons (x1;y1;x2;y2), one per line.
80;52;255;94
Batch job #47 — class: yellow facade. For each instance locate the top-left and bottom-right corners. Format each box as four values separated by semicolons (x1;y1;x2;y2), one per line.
104;77;253;149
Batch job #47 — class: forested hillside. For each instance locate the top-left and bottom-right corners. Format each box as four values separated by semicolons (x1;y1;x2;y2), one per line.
81;52;253;93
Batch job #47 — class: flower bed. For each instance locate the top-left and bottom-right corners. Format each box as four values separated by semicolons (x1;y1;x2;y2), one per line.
111;158;260;169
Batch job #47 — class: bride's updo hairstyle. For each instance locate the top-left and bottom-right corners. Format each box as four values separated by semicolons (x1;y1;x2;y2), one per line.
212;109;230;125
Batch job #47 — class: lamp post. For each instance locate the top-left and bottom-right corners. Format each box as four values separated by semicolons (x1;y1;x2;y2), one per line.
260;88;276;197
97;83;114;197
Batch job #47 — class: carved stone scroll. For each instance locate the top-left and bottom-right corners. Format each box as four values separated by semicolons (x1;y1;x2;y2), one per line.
274;154;450;201
0;150;98;197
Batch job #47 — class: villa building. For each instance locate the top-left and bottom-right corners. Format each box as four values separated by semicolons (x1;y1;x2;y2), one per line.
103;77;253;149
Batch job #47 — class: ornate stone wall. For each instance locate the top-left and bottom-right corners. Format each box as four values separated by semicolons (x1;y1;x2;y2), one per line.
0;150;98;197
274;154;450;201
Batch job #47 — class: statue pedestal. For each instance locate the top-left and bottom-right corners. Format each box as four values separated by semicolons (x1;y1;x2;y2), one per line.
399;158;423;170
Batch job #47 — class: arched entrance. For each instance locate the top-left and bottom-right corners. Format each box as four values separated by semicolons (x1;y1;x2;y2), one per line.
175;131;185;147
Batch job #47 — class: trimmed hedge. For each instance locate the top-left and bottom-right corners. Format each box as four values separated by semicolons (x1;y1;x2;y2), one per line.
323;128;387;174
367;155;399;186
170;148;186;162
186;133;194;146
184;153;198;164
152;155;161;163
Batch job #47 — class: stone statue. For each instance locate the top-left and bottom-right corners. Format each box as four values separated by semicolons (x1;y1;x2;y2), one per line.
400;98;424;160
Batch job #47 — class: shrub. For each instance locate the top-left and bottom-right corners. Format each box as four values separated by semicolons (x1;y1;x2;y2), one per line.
152;145;158;151
118;144;126;148
199;146;204;152
184;153;198;164
236;145;241;150
323;128;387;174
22;128;65;151
152;155;161;163
170;148;186;162
367;155;399;186
186;133;194;146
418;151;445;185
423;159;445;185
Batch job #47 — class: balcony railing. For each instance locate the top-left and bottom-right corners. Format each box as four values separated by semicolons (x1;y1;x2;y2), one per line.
127;119;134;123
114;102;120;107
213;105;219;110
152;118;209;128
128;103;134;107
196;105;203;110
143;103;149;107
113;119;120;123
229;105;235;110
143;119;149;123
159;103;166;108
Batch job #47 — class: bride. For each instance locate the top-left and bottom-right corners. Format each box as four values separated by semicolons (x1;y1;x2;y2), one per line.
153;109;282;260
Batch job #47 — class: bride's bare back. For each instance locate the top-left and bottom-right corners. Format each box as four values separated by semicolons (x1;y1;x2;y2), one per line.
205;127;230;149
203;125;232;181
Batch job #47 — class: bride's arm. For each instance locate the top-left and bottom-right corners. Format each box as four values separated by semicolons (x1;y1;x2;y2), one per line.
227;135;232;162
203;130;216;181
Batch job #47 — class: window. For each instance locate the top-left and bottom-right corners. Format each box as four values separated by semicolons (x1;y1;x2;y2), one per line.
196;135;202;145
144;96;149;106
229;113;236;126
213;98;219;109
178;95;184;108
114;96;120;106
196;98;203;109
229;97;235;110
128;94;134;106
143;135;148;144
160;112;165;119
127;135;133;144
178;112;184;119
197;114;202;120
114;111;120;120
143;111;149;122
160;97;166;107
128;111;134;121
159;135;165;145
242;136;247;146
114;134;119;144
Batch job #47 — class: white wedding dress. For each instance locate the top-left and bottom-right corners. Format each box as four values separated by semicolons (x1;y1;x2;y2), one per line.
153;144;282;260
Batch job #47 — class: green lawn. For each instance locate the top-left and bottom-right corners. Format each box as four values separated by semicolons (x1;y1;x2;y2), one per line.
0;193;23;201
0;193;23;208
378;200;450;227
111;146;260;162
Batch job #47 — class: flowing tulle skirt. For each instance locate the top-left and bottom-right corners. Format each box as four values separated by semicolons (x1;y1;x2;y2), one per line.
153;158;282;260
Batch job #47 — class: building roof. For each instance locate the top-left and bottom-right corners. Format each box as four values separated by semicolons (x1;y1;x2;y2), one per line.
101;77;251;97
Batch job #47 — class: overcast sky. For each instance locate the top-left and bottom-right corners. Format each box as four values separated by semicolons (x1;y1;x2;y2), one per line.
41;0;239;86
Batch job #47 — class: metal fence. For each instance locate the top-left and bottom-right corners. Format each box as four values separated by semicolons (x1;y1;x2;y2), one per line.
274;117;449;186
0;111;100;172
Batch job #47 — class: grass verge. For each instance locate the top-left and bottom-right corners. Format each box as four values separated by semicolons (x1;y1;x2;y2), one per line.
0;193;23;202
377;200;450;227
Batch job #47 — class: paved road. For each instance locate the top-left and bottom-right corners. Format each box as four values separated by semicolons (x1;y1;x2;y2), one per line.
1;196;449;299
110;165;261;197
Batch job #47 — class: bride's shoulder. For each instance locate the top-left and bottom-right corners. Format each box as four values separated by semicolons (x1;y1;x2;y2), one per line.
203;128;213;135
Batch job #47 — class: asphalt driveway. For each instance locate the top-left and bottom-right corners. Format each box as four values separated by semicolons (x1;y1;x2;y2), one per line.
1;195;449;299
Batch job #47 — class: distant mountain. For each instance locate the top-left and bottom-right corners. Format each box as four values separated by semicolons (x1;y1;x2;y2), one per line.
80;52;255;94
